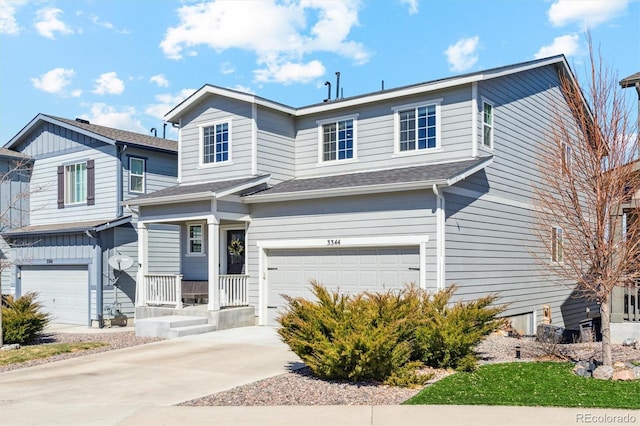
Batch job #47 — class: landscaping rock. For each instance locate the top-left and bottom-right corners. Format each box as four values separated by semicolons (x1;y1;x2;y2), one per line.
613;369;635;381
622;338;637;347
573;364;592;378
0;344;20;351
633;367;640;379
592;365;614;380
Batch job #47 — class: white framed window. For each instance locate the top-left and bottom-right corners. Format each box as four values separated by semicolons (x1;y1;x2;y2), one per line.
200;120;231;165
317;115;357;163
562;143;572;173
552;226;563;262
482;100;494;149
129;157;145;193
187;223;205;255
65;162;87;205
393;100;441;154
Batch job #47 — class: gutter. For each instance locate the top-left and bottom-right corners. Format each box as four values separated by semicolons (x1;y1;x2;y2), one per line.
432;184;446;290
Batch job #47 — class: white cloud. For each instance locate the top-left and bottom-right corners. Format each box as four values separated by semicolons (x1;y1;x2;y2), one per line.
150;74;169;87
230;85;255;94
400;0;419;15
31;67;75;94
35;7;73;39
81;104;147;134
221;62;235;75
254;60;325;84
444;36;480;72
88;13;129;34
534;34;580;59
0;0;27;35
160;0;369;83
145;88;197;120
92;72;125;95
548;0;628;28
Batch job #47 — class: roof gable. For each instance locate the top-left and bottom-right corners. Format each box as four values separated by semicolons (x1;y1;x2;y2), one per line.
5;114;177;153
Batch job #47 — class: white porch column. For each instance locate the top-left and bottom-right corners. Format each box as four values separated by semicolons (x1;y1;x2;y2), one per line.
136;221;149;307
208;216;220;311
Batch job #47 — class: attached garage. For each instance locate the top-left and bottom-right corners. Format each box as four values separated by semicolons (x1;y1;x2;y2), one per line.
265;246;421;325
20;265;89;325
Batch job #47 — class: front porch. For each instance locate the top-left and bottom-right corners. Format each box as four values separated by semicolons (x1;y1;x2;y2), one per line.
611;282;640;342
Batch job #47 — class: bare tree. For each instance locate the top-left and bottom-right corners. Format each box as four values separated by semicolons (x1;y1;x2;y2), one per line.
0;153;33;347
533;37;640;366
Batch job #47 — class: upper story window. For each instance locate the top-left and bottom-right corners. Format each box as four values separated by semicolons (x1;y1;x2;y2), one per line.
188;224;204;255
318;115;357;163
552;226;563;263
57;159;94;208
129;157;146;194
201;121;231;165
393;100;441;154
65;162;87;204
482;100;494;149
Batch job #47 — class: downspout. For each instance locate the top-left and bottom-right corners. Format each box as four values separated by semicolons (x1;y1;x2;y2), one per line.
432;184;446;290
86;230;103;328
116;144;126;217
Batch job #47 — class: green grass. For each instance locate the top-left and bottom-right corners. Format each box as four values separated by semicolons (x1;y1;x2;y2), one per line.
0;342;106;366
404;362;640;409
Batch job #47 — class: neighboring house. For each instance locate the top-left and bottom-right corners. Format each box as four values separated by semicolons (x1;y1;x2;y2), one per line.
127;55;591;335
611;159;640;341
1;114;178;326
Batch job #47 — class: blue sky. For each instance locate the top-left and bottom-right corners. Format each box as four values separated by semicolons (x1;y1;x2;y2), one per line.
0;0;638;143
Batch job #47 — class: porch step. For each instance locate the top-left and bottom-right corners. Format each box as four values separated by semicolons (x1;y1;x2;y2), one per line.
135;315;217;339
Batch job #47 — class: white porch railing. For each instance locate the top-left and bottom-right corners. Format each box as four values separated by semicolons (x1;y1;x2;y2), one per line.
219;274;249;307
140;274;248;309
143;274;183;309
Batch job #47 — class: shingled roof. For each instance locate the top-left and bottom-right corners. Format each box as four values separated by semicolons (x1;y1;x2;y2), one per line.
620;72;640;88
45;115;177;152
244;156;493;202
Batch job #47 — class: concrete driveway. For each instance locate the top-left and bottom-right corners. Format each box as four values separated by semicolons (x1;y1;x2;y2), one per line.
0;326;301;426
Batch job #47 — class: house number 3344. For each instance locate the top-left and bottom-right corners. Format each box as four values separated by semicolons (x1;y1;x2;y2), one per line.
327;239;341;246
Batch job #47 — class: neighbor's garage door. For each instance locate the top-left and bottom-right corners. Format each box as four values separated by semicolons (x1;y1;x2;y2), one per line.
266;247;420;325
20;265;89;325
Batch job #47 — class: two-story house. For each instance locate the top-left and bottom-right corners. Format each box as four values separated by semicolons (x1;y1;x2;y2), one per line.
128;55;592;337
1;114;178;326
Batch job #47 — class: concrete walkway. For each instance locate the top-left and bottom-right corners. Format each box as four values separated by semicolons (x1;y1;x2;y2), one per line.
1;326;638;426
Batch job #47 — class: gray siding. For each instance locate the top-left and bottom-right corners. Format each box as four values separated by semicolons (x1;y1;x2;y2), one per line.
256;107;295;184
122;148;178;201
180;223;208;280
180;95;254;184
294;86;473;178
246;191;438;309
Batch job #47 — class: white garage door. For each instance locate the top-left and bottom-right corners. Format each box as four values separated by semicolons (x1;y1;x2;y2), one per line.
20;265;89;325
266;247;420;325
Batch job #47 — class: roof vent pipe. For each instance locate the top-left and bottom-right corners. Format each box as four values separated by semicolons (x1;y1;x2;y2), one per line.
163;123;167;139
335;72;341;99
381;80;385;91
150;128;157;137
324;81;331;102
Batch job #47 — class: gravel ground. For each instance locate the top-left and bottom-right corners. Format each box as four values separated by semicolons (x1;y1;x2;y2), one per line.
0;330;161;373
2;329;639;406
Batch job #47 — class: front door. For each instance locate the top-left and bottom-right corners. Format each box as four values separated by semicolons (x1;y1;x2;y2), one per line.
226;230;246;274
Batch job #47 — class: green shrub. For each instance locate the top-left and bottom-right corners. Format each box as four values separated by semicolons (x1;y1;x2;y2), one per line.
277;281;505;386
1;292;50;345
414;286;506;370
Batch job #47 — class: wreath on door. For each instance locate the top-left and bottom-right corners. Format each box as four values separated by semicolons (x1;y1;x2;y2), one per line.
228;238;244;257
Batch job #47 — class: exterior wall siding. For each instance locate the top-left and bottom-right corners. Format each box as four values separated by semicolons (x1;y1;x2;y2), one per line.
179;96;254;184
122;148;178;201
294;86;473;178
256;106;295;184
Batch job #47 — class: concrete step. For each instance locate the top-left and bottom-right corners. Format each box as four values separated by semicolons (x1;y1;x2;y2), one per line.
135;315;214;338
166;323;217;338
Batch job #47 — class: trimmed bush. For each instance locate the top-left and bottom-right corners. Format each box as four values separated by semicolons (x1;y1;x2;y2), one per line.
277;281;505;385
1;292;50;345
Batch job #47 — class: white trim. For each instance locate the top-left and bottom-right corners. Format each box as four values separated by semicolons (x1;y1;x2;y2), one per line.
446;156;493;186
251;103;258;175
257;234;429;325
128;157;146;194
393;99;442;155
177;118;182;183
317;114;359;164
198;119;233;167
481;98;495;150
257;235;428;249
471;83;478;158
138;214;212;224
433;184;446;290
186;222;206;255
